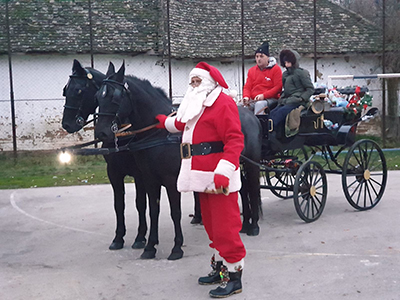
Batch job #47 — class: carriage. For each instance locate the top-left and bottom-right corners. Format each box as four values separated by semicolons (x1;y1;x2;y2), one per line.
251;86;387;223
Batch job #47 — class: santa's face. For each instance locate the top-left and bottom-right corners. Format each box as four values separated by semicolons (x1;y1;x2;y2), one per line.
190;76;202;88
177;76;217;122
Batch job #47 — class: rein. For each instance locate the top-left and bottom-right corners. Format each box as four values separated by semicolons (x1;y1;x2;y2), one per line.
115;111;176;137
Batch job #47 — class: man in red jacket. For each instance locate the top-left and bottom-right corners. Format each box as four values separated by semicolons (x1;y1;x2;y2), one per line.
242;41;283;114
156;62;245;298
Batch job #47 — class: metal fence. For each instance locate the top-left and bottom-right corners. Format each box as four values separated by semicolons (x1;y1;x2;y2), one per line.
1;0;398;151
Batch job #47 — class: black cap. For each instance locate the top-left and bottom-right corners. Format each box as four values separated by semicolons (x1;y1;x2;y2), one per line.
255;41;269;56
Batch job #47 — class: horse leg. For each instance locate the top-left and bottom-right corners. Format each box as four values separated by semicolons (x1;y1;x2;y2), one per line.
239;170;251;234
108;172;126;250
132;176;147;249
190;192;202;224
140;185;161;259
245;163;261;236
165;185;184;260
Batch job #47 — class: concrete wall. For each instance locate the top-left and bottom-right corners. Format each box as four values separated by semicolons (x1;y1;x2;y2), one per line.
0;53;382;151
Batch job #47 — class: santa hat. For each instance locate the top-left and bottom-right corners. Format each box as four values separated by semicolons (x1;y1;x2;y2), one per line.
189;62;228;89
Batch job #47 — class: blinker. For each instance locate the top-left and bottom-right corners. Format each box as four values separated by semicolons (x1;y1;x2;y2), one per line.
101;86;107;98
76;116;85;127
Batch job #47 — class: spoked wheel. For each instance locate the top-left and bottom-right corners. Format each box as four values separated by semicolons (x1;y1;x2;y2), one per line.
266;147;308;199
342;139;387;210
294;160;327;222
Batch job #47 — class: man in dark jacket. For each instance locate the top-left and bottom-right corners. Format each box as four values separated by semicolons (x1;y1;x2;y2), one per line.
269;49;314;136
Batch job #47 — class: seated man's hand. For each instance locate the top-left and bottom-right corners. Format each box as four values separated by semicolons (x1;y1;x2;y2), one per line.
243;97;250;106
254;94;265;101
155;114;167;129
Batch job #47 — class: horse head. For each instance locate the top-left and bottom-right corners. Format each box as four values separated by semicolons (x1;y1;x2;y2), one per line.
95;61;173;142
62;59;106;133
94;61;129;142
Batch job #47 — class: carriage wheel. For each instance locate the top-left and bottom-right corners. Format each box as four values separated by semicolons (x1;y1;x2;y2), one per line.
266;147;308;199
342;139;387;210
293;160;327;223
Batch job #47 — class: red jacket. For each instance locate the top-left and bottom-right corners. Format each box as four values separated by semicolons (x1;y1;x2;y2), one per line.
243;61;282;100
165;87;244;193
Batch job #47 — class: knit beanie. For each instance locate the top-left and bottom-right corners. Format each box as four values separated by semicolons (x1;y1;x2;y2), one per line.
255;41;270;56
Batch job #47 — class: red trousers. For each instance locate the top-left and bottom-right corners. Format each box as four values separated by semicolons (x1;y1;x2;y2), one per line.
199;191;246;263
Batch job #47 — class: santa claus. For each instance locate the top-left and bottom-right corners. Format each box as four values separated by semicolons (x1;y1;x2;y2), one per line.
156;62;245;298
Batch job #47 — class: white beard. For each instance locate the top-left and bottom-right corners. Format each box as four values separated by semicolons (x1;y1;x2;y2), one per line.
177;79;217;123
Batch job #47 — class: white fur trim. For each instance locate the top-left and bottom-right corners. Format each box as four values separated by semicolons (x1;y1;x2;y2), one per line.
203;86;222;107
229;89;238;98
164;116;180;133
190;68;213;83
214;250;223;262
177;164;241;193
214;159;236;179
224;259;244;272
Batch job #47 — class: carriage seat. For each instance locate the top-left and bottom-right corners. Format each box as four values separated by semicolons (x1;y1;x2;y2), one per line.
298;106;347;134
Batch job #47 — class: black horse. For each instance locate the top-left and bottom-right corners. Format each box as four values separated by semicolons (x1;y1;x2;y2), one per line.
95;61;263;237
62;59;147;251
95;62;184;260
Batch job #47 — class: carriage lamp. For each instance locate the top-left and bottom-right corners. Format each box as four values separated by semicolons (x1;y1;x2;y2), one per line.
59;151;72;164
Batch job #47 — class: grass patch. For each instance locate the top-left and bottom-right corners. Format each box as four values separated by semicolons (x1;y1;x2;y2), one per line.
1;134;399;190
0;150;113;189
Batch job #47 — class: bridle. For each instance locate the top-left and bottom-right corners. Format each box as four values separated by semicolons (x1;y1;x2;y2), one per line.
94;78;131;134
95;78;176;137
63;69;100;127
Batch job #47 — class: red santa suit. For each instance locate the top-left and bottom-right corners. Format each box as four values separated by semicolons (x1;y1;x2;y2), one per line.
160;62;246;271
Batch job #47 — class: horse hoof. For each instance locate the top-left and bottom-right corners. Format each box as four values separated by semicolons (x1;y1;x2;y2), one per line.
168;249;184;260
109;242;124;250
247;226;260;236
190;217;202;225
240;222;250;234
132;240;146;249
140;249;156;259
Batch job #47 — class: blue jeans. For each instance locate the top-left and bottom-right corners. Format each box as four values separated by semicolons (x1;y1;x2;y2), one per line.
269;104;300;131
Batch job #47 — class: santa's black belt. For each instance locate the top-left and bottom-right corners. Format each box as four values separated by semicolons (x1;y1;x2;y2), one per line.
180;141;224;159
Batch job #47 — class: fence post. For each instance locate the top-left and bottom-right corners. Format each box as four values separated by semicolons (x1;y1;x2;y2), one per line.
167;0;173;101
5;0;17;154
381;0;386;147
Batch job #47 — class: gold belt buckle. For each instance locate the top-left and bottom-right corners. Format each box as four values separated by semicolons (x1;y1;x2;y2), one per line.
180;143;191;159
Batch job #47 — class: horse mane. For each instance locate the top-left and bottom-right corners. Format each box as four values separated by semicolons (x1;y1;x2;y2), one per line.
125;75;172;106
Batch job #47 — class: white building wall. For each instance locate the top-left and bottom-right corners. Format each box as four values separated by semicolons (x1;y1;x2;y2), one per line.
0;53;382;151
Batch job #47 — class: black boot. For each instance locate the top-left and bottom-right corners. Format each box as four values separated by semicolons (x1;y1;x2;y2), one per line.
198;256;222;285
209;266;242;298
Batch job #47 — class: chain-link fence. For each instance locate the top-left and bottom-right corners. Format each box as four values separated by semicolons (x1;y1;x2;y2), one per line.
1;0;398;151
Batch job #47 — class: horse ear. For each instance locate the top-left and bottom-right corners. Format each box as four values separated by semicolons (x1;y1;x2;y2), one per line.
106;62;116;77
116;60;125;83
72;59;85;75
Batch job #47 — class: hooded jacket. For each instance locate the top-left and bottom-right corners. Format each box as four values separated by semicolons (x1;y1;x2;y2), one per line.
243;57;282;100
279;49;314;106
